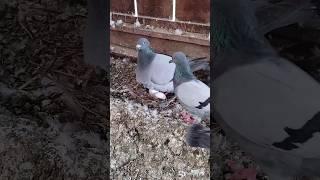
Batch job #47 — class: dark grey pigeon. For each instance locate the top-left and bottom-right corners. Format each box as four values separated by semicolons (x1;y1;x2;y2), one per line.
135;38;209;100
213;0;320;179
170;52;210;121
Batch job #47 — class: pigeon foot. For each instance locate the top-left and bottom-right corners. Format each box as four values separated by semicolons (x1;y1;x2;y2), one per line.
180;111;196;124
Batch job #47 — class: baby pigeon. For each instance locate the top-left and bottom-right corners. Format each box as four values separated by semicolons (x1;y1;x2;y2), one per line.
136;38;209;100
213;0;320;179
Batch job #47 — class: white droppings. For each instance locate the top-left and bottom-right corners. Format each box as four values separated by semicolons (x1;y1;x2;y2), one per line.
134;18;141;28
174;29;183;35
110;20;115;28
116;19;123;27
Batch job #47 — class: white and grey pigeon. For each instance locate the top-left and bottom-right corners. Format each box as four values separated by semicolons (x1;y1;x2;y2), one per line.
135;38;209;100
170;52;210;121
213;0;320;179
170;52;210;148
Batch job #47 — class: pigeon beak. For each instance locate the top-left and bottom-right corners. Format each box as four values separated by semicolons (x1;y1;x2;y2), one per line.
136;44;141;50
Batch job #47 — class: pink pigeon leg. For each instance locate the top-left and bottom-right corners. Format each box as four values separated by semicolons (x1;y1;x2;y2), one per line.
226;160;257;180
180;111;196;124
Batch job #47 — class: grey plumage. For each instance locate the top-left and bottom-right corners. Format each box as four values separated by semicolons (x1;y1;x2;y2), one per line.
170;52;210;149
213;0;320;179
186;124;210;149
171;52;210;120
135;38;209;94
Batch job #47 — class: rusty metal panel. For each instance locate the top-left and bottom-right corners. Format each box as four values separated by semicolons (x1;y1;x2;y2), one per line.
111;0;134;14
137;0;172;19
176;0;210;23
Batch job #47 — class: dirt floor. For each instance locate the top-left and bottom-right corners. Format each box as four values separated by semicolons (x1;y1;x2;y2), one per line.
110;57;267;180
110;57;210;179
0;0;109;179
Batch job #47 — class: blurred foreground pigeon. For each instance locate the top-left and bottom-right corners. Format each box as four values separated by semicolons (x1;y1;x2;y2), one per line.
136;38;209;100
213;0;320;179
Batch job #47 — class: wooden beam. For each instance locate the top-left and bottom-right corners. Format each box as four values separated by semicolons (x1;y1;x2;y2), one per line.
111;13;210;34
110;24;210;59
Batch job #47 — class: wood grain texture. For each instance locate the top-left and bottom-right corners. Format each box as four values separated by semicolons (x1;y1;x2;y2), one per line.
111;13;210;34
110;26;209;58
137;0;172;18
176;0;210;23
111;0;134;14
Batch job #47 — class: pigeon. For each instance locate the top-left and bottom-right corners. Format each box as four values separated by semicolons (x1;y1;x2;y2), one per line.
170;52;210;121
186;124;210;149
213;0;320;179
135;38;209;100
170;52;210;148
168;51;210;127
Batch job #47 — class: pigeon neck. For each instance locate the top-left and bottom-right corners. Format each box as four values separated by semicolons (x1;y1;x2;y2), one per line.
138;48;156;67
173;63;196;88
212;0;274;55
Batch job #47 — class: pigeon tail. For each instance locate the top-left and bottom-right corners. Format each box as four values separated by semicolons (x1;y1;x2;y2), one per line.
189;58;210;72
186;124;210;148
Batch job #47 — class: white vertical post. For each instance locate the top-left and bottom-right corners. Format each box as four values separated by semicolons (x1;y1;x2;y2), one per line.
134;0;138;17
172;0;176;21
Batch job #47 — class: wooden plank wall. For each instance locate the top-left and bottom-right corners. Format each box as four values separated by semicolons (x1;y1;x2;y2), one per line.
111;0;134;14
176;0;210;23
137;0;172;19
110;0;210;25
110;0;210;59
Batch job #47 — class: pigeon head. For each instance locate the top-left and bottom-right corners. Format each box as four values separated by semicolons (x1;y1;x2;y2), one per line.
170;52;196;86
170;52;189;66
136;38;151;51
212;0;265;52
212;0;276;79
